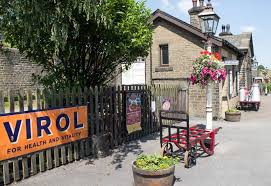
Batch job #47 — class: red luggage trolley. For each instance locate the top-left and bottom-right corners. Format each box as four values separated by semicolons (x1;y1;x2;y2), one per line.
159;110;221;168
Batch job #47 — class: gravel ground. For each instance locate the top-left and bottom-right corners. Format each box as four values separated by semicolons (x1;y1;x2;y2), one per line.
14;96;271;186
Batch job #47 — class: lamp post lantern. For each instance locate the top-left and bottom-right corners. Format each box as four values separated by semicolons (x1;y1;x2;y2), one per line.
198;0;220;130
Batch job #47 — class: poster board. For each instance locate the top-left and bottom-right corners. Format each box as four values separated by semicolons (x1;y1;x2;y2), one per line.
126;92;142;133
0;106;88;161
161;97;171;111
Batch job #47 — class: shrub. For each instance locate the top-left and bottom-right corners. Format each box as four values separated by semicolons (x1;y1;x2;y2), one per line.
135;154;179;171
227;109;240;113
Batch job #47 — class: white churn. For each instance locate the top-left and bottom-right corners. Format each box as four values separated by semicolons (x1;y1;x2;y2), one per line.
250;84;261;102
239;87;246;101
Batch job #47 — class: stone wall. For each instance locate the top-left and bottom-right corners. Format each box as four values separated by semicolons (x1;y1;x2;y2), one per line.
145;19;219;118
0;48;43;90
220;48;240;119
148;20;205;81
145;19;241;119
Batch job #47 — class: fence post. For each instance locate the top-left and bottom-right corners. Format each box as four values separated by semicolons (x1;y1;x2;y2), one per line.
88;87;95;155
94;86;99;136
7;90;20;182
59;89;67;165
117;86;122;144
51;89;60;168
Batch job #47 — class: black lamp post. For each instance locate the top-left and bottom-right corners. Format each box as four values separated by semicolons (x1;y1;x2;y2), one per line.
198;0;220;37
197;0;220;130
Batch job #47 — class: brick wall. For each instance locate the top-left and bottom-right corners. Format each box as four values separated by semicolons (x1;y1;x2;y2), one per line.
0;48;43;90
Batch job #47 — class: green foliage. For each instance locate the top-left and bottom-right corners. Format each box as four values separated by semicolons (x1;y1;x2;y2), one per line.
263;83;271;92
258;65;266;71
135;154;179;171
227;109;240;113
0;0;153;89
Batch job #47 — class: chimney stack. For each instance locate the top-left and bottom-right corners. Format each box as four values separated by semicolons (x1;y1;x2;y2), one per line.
188;0;205;29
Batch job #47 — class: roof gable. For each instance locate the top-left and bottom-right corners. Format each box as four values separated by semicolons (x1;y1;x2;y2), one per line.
151;9;222;47
151;9;242;56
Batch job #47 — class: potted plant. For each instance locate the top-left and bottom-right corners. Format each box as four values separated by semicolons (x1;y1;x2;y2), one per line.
132;154;179;186
225;109;241;122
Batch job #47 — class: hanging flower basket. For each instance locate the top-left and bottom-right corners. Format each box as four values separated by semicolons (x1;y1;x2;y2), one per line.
190;51;227;86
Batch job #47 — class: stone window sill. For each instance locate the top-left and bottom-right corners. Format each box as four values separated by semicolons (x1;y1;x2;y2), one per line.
155;66;173;72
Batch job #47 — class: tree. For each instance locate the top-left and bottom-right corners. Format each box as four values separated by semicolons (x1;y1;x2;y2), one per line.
0;0;153;89
258;65;266;71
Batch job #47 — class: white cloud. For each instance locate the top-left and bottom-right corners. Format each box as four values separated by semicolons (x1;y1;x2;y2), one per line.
161;0;171;7
160;0;176;11
178;0;192;13
240;26;256;33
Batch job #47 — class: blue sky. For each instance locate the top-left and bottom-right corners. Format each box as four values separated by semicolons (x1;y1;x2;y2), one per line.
142;0;270;68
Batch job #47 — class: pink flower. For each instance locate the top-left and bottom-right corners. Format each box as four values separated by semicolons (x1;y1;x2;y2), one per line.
190;75;197;85
190;52;227;86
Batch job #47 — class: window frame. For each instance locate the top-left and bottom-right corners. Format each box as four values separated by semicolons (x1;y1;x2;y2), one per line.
160;44;169;66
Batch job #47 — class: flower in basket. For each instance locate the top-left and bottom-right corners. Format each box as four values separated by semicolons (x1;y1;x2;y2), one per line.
190;51;226;86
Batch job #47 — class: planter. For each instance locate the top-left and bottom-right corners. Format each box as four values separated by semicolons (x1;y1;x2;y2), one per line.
225;111;241;122
132;162;175;186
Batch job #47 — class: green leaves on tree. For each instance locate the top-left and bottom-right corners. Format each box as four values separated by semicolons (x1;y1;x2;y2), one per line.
0;0;153;89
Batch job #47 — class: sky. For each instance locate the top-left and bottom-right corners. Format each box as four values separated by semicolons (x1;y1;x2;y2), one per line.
142;0;271;68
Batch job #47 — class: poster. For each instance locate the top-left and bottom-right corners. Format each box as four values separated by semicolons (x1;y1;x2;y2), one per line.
162;98;171;111
126;92;142;133
0;106;88;161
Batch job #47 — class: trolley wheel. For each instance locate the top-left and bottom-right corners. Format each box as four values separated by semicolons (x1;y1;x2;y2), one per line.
184;151;190;168
160;143;173;156
254;103;259;111
184;149;197;169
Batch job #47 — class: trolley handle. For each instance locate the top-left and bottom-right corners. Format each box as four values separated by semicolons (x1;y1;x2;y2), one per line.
159;110;189;123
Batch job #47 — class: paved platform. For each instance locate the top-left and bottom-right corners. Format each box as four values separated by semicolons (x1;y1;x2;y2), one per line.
15;96;271;186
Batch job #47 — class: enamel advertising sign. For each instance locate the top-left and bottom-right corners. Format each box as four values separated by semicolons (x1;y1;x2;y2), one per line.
0;106;88;161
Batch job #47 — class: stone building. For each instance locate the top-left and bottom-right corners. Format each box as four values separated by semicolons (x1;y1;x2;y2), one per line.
121;0;255;119
0;48;42;90
145;7;244;119
219;26;255;89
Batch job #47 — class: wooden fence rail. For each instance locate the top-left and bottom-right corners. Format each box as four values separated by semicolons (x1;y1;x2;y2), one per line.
0;84;185;185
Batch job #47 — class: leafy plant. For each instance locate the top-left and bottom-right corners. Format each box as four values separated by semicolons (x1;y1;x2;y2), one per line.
135;154;179;171
263;83;271;92
227;109;240;113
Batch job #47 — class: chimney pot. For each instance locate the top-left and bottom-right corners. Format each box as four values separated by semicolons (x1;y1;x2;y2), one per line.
207;0;212;7
192;0;197;7
226;24;231;33
222;25;225;32
199;0;204;7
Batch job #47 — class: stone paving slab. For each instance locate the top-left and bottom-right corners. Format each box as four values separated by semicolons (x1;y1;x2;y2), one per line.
14;96;271;186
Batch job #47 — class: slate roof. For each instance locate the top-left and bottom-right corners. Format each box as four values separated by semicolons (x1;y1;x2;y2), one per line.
220;32;254;57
